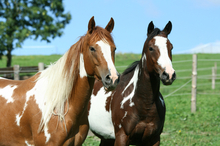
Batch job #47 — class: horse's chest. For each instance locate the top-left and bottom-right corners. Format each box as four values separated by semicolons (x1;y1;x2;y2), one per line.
88;87;115;139
129;119;162;144
129;106;164;139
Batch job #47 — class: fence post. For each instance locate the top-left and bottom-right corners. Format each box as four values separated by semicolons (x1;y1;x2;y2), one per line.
214;62;217;76
14;65;20;80
191;54;197;113
212;67;215;89
38;62;44;71
212;62;217;89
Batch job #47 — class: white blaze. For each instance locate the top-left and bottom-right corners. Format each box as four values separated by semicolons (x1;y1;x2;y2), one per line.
96;40;118;83
154;36;175;79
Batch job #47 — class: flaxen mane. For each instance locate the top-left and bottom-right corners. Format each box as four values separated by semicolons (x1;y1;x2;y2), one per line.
36;40;81;132
37;26;114;132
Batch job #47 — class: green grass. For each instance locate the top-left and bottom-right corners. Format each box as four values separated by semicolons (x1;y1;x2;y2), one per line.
161;54;220;145
0;53;220;145
161;94;220;146
0;55;61;68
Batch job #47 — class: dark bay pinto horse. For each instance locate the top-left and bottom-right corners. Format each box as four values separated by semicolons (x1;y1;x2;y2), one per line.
0;16;120;146
88;21;176;146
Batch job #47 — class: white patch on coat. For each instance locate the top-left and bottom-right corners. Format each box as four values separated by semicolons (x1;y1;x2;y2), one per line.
121;111;128;122
142;53;147;68
154;36;175;79
79;53;87;78
25;140;34;146
0;77;8;80
159;95;165;107
96;40;118;84
16;87;35;126
16;114;22;126
88;87;115;139
0;85;17;103
23;78;51;143
44;126;51;143
120;66;139;109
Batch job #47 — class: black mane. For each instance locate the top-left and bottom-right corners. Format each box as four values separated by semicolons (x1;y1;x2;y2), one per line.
146;28;161;44
122;61;140;76
122;28;161;76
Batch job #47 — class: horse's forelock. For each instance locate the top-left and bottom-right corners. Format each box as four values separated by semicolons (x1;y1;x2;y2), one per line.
89;26;115;46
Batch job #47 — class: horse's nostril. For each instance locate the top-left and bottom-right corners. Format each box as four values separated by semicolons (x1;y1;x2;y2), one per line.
106;74;111;80
162;71;169;80
105;74;112;84
172;72;176;80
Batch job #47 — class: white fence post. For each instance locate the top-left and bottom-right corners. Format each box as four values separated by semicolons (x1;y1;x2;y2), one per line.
38;62;44;71
191;54;197;113
212;62;217;89
13;65;20;80
212;67;215;89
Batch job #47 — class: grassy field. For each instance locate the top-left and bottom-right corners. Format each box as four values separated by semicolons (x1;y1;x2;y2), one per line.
0;53;219;145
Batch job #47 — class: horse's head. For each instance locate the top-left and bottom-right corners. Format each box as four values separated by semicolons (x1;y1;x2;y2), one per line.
143;21;176;85
82;16;120;91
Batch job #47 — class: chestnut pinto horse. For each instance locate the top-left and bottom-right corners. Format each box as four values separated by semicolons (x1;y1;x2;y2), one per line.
88;21;176;146
0;16;120;146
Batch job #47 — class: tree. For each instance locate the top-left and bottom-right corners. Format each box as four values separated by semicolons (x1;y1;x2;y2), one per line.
0;0;71;67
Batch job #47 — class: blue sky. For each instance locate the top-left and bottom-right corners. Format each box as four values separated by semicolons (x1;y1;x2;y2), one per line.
13;0;220;55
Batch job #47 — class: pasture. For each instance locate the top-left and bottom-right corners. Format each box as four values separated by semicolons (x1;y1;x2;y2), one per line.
0;53;219;145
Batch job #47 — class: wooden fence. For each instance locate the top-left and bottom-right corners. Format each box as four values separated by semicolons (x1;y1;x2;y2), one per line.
0;62;45;80
191;54;218;113
0;56;218;113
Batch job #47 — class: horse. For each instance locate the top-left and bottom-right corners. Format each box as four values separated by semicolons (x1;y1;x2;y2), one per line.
0;16;120;146
88;21;176;146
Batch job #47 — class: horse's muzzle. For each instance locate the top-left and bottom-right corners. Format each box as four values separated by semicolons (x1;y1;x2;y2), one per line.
102;73;120;91
161;71;176;85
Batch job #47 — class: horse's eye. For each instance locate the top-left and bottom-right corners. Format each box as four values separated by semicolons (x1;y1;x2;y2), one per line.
90;47;96;52
149;47;154;51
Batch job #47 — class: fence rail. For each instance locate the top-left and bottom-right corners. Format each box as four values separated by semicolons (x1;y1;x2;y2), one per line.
0;56;219;111
0;62;45;80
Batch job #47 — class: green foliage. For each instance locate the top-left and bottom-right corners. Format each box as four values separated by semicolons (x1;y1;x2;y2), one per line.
0;0;71;66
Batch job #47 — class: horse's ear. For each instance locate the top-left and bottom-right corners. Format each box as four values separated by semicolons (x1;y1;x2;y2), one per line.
105;17;114;33
147;21;154;36
163;21;172;36
88;16;96;34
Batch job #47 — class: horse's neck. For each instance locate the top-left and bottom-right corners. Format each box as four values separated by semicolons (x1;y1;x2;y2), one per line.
135;61;160;104
68;75;95;117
